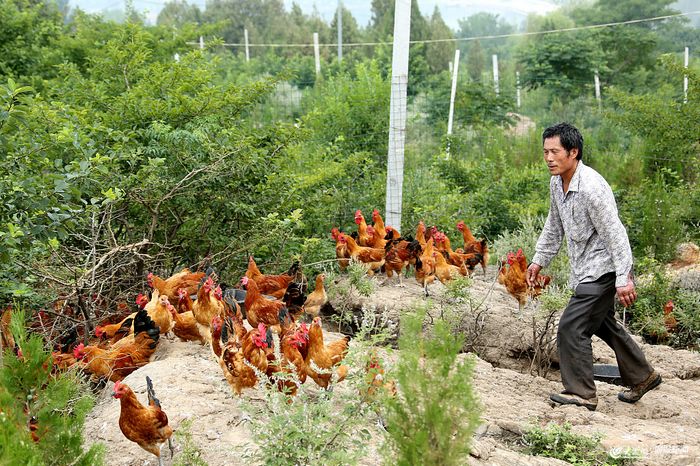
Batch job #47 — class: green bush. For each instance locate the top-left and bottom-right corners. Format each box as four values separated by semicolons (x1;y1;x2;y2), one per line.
381;307;481;466
620;172;691;261
523;422;640;466
628;256;700;349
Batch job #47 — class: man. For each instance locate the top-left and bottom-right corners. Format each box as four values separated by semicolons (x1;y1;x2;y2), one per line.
527;122;661;411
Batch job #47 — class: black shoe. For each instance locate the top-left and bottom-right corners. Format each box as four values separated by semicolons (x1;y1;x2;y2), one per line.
618;371;662;403
549;392;598;411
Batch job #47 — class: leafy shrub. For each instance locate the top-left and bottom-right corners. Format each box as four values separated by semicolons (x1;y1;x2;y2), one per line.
620;172;692;261
629;256;700;349
381;307;481;466
523;422;640;466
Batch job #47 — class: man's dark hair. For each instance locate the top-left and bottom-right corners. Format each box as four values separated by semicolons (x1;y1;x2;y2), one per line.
542;122;583;160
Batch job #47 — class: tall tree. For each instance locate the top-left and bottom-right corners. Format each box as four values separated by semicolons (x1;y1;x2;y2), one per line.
157;0;202;27
466;40;485;82
425;6;454;74
571;0;681;88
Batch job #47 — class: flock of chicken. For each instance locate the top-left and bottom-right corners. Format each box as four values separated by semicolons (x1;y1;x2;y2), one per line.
331;209;551;310
6;257;351;465
331;209;490;296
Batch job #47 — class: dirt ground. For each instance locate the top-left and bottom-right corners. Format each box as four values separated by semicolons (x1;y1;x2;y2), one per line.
83;266;700;466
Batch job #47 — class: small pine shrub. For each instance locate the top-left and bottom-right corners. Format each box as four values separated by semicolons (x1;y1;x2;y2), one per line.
381;307;481;466
0;309;104;465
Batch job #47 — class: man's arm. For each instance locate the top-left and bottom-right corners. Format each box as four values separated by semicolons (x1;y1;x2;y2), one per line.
585;189;636;306
531;182;564;272
585;190;633;288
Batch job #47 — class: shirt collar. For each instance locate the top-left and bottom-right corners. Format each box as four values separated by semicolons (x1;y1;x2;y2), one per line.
564;160;585;193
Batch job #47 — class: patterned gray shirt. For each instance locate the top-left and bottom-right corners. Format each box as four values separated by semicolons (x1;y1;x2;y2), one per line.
532;161;633;289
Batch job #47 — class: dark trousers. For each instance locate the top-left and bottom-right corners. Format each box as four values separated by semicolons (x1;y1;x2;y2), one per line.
557;272;653;399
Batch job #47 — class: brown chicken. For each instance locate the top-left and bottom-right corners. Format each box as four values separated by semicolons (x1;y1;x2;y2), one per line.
354;209;371;246
94;315;135;344
416;221;428;247
240;276;288;331
192;276;226;343
147;268;206;304
663;300;677;334
245;256;299;299
73;310;160;382
498;248;551;312
456;220;489;275
1;308;15;354
340;233;386;275
166;298;204;344
175;287;194;314
434;232;482;276
365;225;387;249
433;250;467;284
113;376;174;466
384;225;401;240
304;317;349;389
371;209;388;240
383;238;421;286
331;228;351;271
303;274;328;318
147;294;175;335
415;237;437;296
219;321;272;395
268;327;309;396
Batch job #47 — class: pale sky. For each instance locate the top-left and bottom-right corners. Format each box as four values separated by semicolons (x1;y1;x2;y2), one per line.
69;0;559;29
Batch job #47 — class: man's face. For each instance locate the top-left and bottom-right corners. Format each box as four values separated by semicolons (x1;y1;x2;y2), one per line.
543;136;578;177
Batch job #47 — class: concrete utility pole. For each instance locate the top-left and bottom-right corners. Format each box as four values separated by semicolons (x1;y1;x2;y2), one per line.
199;36;204;50
492;54;499;95
446;49;460;159
337;0;343;63
594;71;601;108
313;33;321;75
384;0;411;231
516;71;521;108
244;29;250;62
684;46;689;104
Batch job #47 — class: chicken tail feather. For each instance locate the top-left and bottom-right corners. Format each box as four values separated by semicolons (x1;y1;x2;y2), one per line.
146;375;161;409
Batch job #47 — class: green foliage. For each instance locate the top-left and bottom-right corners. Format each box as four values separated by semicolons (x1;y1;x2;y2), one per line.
523;422;640;466
173;419;207;466
302;61;390;159
381;308;481;466
608;57;700;183
0;309;104;465
423;72;515;128
628;256;700;349
517;28;606;100
619;172;693;261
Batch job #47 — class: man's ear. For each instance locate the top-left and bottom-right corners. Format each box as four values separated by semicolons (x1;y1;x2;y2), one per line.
569;148;579;159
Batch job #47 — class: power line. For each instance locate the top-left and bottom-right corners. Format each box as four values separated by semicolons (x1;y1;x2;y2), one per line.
187;10;700;48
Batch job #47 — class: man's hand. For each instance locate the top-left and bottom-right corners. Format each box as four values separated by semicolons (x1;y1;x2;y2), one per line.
526;263;542;288
616;275;637;308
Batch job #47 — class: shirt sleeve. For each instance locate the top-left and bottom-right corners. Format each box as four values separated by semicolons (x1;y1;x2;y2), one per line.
585;188;633;287
532;179;564;268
